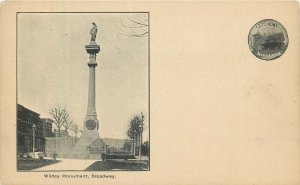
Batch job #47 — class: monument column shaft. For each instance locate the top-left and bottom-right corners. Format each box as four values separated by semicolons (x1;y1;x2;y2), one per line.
87;65;96;116
73;23;101;158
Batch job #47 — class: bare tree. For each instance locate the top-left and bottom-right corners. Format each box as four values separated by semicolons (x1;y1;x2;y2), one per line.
49;106;73;137
70;123;81;141
120;14;149;38
127;115;142;139
127;115;143;155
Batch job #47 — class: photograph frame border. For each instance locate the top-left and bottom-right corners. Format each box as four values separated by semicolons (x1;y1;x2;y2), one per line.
16;11;150;172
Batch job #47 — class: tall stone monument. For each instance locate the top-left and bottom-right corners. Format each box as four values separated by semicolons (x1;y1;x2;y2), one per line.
73;22;104;158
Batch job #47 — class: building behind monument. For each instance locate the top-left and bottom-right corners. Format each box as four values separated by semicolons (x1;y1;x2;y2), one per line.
17;104;54;154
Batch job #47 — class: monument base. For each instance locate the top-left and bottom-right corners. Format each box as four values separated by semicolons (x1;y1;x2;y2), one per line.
73;130;99;156
72;116;105;159
72;134;106;159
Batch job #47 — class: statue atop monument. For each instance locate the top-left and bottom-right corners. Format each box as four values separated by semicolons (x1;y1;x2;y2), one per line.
90;22;98;41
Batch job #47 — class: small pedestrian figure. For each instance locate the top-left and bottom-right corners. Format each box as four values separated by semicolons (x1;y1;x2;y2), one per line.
53;152;57;160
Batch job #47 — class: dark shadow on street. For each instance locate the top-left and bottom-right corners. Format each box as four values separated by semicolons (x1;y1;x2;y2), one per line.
84;159;149;171
17;158;61;171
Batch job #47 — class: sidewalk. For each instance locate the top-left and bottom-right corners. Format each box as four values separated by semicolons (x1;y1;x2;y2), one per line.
33;158;99;171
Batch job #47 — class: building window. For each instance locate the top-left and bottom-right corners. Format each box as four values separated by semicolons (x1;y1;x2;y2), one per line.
25;136;31;152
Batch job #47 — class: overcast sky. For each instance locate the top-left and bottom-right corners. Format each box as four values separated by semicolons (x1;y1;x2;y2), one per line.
17;13;149;140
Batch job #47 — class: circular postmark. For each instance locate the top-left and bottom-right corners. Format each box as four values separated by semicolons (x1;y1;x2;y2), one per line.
248;19;288;60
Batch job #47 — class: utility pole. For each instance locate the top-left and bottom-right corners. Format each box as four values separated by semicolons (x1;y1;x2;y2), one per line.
139;112;144;160
32;124;36;158
133;130;136;156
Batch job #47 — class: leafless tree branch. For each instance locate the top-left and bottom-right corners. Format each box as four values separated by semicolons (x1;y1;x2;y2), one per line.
120;15;149;38
128;18;148;27
49;106;73;137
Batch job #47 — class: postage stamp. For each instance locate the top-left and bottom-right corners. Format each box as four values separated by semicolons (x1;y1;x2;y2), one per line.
248;19;288;60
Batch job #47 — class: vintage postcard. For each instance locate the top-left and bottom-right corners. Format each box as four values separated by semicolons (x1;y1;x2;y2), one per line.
0;1;300;185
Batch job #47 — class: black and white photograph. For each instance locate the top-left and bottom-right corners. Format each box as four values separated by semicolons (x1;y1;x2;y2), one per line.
16;12;149;171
